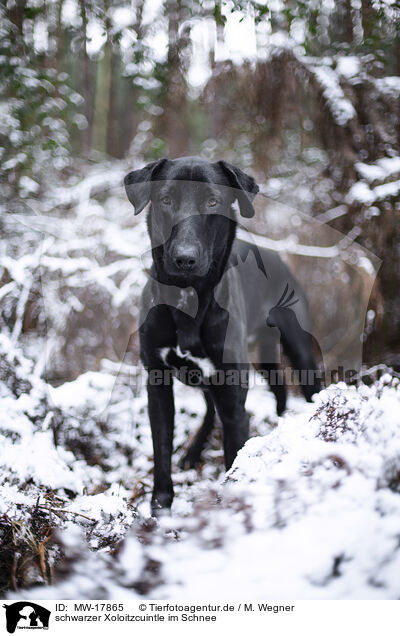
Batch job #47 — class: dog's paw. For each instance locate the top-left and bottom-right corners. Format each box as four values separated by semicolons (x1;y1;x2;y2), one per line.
276;402;286;416
151;491;173;516
151;506;172;519
178;451;203;471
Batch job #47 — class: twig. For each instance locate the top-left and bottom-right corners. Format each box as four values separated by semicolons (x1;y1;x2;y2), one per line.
37;505;97;523
359;364;400;380
37;534;52;584
11;273;33;344
10;553;18;591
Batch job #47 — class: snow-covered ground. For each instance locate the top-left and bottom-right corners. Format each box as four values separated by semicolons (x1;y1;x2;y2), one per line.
1;331;400;599
1;164;400;600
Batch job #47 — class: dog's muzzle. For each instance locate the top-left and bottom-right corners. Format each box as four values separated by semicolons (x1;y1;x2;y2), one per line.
171;244;200;272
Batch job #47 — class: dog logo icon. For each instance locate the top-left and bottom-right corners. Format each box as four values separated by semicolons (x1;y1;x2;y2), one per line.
3;602;50;633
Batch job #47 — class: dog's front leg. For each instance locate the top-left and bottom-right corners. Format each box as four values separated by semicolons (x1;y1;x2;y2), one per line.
209;380;249;470
147;379;175;513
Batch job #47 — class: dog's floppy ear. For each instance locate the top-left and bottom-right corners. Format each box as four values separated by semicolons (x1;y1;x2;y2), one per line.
217;160;259;218
124;158;167;215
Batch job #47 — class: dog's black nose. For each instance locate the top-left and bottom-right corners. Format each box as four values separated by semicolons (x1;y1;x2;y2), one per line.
173;246;198;270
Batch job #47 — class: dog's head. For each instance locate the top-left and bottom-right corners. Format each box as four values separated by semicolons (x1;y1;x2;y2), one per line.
124;157;259;284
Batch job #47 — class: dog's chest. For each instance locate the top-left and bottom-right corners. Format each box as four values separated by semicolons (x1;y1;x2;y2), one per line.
159;346;216;378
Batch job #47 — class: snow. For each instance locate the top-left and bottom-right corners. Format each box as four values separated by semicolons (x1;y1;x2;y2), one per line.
309;65;356;126
2;322;400;599
1;430;96;491
49;370;120;413
237;228;340;258
347;181;375;205
373;180;400;201
111;7;135;32
356;157;400;183
215;12;258;63
19;176;40;195
65;493;130;523
336;56;360;79
86;21;107;57
374;76;400;98
348;175;400;205
348;154;400;206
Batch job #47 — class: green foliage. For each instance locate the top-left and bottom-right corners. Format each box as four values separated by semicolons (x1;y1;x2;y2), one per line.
213;2;227;27
0;6;83;200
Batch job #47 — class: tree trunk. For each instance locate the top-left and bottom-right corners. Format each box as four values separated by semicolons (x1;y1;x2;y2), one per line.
92;31;112;155
345;0;353;44
56;0;65;72
78;0;93;155
8;0;25;37
106;50;119;157
158;0;190;157
361;0;377;42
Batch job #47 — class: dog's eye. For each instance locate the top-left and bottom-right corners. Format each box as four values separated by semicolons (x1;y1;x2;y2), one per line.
161;196;172;205
207;197;218;207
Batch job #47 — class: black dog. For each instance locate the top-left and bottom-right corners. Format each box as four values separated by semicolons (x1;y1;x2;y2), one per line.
124;157;321;513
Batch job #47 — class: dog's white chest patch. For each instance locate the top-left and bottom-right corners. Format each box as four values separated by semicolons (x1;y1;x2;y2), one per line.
159;346;216;377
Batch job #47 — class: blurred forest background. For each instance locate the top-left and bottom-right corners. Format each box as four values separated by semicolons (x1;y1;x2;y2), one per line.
1;0;400;379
